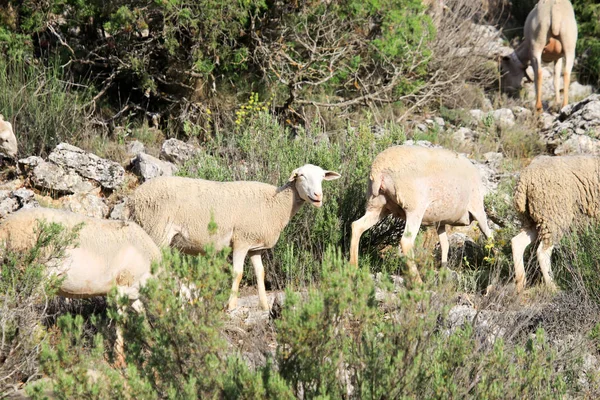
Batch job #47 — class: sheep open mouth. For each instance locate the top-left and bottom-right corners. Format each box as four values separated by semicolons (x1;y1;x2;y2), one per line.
308;196;322;204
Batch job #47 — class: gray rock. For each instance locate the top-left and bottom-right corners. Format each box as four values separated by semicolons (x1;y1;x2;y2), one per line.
0;188;39;218
542;95;600;154
483;152;503;166
126;140;145;157
403;140;441;148
31;160;95;194
416;123;428;133
0;191;19;218
511;106;533;122
61;192;109;219
109;201;129;220
160;138;200;165
554;134;600;156
48;143;125;189
434;117;445;127
132;152;178;182
17;156;44;175
469;109;485;124
492;108;516;128
453;127;478;143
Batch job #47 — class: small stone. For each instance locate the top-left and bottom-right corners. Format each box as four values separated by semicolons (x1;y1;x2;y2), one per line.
160;138;200;165
492;108;516;128
131;153;178;182
126;140;145;157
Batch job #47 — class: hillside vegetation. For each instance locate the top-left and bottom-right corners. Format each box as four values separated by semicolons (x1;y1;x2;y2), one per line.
1;0;600;398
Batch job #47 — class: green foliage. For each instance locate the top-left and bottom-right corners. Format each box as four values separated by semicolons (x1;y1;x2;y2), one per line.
573;0;600;85
0;58;93;156
273;249;577;398
554;223;600;301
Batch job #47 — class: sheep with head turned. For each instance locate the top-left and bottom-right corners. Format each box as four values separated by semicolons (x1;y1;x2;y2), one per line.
500;0;577;111
511;155;600;292
0;207;162;365
0;114;17;158
349;145;492;283
129;164;341;311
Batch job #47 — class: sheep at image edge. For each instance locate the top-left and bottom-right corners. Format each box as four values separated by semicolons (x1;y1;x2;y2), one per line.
350;145;493;283
0;207;162;365
129;164;341;311
512;155;600;292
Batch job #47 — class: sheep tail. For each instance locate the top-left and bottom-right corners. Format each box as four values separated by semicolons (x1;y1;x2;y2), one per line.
551;0;562;37
369;171;384;197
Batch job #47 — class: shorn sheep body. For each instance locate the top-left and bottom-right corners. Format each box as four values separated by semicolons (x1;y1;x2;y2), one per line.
350;145;492;282
501;0;577;111
0;207;162;364
130;164;341;310
511;155;600;292
0;114;18;158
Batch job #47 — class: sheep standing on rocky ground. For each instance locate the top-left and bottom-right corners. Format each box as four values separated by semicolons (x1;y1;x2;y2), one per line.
129;164;341;311
0;208;162;365
511;155;600;292
349;145;492;283
500;0;577;111
0;114;18;159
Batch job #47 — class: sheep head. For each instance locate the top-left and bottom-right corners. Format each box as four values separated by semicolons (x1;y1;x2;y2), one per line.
500;53;528;94
288;164;341;208
0;115;18;158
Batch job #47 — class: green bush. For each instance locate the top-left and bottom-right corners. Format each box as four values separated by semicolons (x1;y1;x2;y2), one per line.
573;0;600;86
274;248;581;398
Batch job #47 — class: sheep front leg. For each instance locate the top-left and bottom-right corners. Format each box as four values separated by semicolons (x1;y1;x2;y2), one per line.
400;210;425;285
229;246;249;310
532;54;544;111
511;227;537;293
249;251;269;311
437;224;449;268
537;242;557;291
562;51;575;108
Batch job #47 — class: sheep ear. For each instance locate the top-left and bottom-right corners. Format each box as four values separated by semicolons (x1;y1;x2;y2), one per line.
324;171;341;181
288;168;300;182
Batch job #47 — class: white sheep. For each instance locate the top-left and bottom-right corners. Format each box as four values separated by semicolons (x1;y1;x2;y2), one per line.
500;0;577;111
0;207;161;365
511;155;600;292
129;164;341;310
349;145;492;283
0;114;18;158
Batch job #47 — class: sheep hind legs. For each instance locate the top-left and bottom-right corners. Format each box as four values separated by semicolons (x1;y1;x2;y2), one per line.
400;210;426;285
537;242;557;291
511;227;538;293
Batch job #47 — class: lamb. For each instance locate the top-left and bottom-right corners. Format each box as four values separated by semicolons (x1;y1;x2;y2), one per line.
511;155;600;292
129;164;341;311
0;114;18;158
0;208;162;364
500;0;577;111
349;145;492;283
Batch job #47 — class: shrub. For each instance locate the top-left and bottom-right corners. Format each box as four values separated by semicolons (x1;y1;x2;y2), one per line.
274;248;582;398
